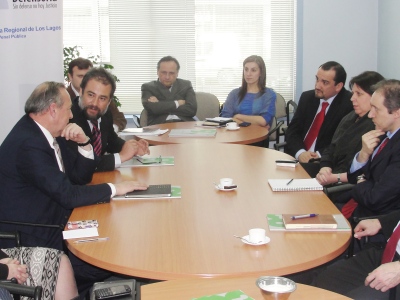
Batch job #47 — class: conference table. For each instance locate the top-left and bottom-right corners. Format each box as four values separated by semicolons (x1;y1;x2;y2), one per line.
67;143;351;280
124;121;269;145
141;277;352;299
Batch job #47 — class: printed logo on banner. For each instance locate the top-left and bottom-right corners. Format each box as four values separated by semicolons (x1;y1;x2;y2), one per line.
0;0;9;9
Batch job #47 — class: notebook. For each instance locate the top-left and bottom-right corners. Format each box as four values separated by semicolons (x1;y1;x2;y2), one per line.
267;214;350;231
125;184;171;198
268;178;323;191
282;214;338;229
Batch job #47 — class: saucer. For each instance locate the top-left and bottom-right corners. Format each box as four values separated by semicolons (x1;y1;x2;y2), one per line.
241;235;270;245
215;184;238;191
226;127;240;131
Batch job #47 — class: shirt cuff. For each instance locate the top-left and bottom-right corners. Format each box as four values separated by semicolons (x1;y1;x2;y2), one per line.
78;144;94;159
114;153;121;168
295;149;306;160
108;183;116;198
350;152;367;173
174;100;179;108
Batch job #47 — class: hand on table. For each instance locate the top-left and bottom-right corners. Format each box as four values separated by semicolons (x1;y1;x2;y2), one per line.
298;151;319;163
114;181;149;196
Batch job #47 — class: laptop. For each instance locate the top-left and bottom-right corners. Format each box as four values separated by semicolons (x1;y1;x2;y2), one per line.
125;184;172;198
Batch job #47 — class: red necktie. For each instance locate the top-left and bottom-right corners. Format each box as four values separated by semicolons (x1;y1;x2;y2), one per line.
304;101;329;151
382;224;400;264
342;138;390;218
91;120;102;156
374;137;389;159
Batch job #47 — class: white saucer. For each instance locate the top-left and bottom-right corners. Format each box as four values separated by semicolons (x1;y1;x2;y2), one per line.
241;235;270;245
215;184;238;191
226;127;240;131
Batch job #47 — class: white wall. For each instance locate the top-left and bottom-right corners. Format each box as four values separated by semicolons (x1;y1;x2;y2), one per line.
297;0;379;100
377;0;400;79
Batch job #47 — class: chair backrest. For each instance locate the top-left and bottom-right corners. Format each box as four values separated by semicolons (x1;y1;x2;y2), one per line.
139;109;148;127
195;92;220;121
275;93;287;119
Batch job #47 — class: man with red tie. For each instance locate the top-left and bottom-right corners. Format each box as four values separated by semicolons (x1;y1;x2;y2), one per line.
314;210;400;299
70;67;150;171
284;61;353;177
344;80;400;218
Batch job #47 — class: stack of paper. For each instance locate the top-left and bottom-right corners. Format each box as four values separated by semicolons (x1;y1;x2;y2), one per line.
169;129;217;138
119;128;169;136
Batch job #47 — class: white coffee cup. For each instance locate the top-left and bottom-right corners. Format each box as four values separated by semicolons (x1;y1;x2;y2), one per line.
226;122;239;130
249;228;266;243
220;178;233;187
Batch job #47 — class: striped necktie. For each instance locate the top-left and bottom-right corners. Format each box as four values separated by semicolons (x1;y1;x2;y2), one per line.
91;120;102;156
53;138;64;172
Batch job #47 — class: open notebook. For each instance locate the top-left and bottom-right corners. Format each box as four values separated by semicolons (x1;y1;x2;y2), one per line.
268;178;323;191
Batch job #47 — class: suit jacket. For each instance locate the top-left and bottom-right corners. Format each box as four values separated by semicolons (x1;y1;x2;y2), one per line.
319;111;375;173
348;130;400;216
70;97;125;172
141;78;197;126
378;210;400;241
0;115;111;250
67;85;127;131
284;88;353;157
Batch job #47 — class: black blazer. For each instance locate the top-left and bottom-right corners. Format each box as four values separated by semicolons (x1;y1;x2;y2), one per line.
0;115;111;250
141;78;197;126
378;210;400;241
284;88;353;157
70;97;125;172
348;130;400;216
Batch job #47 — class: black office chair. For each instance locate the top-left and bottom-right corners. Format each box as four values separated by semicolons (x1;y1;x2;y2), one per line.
0;231;42;300
274;100;298;151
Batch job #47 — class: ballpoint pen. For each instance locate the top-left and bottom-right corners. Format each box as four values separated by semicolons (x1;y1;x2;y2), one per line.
286;179;294;185
73;237;110;244
291;214;319;220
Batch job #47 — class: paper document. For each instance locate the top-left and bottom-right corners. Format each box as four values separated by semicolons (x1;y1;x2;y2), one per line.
119;128;169;136
63;227;99;239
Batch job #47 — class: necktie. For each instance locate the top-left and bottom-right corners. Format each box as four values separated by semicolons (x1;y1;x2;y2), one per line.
53;139;64;172
374;137;389;159
381;224;400;264
91;120;102;156
304;101;329;151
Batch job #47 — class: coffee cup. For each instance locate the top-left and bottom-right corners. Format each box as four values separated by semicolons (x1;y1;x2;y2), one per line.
249;228;266;243
226;122;239;130
220;178;233;187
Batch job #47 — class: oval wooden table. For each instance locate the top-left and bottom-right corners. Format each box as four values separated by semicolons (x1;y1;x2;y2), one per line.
141;277;352;300
123;121;269;145
67;143;350;280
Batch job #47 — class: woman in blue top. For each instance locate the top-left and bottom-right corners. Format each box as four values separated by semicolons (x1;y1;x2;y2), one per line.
221;55;276;128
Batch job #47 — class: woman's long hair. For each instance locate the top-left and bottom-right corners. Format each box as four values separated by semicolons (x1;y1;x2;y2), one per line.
238;55;267;102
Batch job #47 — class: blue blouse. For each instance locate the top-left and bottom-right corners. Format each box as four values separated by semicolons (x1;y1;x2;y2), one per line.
221;87;276;126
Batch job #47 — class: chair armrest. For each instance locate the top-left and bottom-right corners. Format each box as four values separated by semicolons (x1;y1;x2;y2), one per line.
0;231;20;247
274;141;286;151
323;183;354;197
0;282;42;300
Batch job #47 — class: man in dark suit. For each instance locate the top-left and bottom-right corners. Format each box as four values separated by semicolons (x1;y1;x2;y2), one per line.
346;79;400;217
284;61;353;176
141;56;197;126
70;67;150;172
314;210;400;299
0;81;148;296
67;57;127;132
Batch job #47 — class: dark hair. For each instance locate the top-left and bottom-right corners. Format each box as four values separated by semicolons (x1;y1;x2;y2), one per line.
371;79;400;114
68;57;93;75
80;67;116;99
157;56;180;71
238;55;267;102
25;82;65;114
349;71;384;96
319;61;347;86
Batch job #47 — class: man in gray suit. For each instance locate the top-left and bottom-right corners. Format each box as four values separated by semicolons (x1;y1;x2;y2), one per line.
141;56;197;126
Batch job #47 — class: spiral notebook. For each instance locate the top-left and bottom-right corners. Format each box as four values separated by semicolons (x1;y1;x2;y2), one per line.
268;178;323;191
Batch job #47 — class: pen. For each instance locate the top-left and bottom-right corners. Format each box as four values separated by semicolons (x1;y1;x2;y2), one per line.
73;237;109;244
291;214;319;220
286;179;294;185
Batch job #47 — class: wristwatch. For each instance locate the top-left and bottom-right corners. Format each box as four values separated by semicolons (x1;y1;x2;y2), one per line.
77;137;91;147
337;173;342;184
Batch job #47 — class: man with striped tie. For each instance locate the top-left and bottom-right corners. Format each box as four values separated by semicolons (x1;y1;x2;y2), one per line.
314;210;400;299
70;67;150;172
343;79;400;218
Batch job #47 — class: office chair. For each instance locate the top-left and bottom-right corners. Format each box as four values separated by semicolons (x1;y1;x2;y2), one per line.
139;109;148;127
195;92;220;121
274;100;298;151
